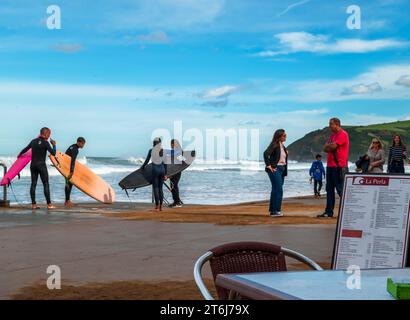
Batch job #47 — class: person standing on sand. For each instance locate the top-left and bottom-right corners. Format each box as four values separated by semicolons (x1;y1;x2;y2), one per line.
388;135;407;174
64;137;86;207
142;138;168;212
168;139;184;208
367;138;385;174
263;129;288;217
318;118;350;218
19;127;57;210
309;154;325;198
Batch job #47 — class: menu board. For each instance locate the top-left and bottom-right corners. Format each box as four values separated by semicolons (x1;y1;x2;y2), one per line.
333;174;410;270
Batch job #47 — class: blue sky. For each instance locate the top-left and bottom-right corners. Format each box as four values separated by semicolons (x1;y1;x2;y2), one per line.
1;0;410;157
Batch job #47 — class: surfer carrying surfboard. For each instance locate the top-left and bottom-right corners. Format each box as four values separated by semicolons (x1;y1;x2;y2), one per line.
168;139;184;208
141;138;168;212
18;127;57;210
64;137;86;207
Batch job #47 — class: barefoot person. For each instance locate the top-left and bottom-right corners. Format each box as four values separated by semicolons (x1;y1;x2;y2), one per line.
263;129;288;217
309;154;325;198
318;118;350;218
18;127;57;210
388;135;407;174
64;137;86;207
142;138;168;212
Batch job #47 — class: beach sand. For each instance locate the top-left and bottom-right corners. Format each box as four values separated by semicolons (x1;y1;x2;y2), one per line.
103;196;339;226
1;196;338;300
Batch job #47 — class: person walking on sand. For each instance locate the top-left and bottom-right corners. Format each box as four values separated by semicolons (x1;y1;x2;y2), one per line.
168;139;184;208
318;118;350;218
142;137;168;212
18;127;57;210
309;154;325;198
388;135;407;174
64;137;86;207
263;129;288;217
367;138;385;174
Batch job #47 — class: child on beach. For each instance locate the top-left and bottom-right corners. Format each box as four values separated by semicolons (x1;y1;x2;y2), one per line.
309;154;325;198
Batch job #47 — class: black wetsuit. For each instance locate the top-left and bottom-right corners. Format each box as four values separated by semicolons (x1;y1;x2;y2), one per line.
65;144;79;202
142;148;167;206
169;149;183;205
19;137;56;205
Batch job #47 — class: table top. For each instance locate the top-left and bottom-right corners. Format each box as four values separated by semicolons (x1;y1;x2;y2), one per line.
216;268;410;300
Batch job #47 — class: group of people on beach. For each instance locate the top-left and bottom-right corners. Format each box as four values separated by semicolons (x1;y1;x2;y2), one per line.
141;137;185;212
16;128;184;211
12;120;409;214
264;117;409;218
18;127;86;210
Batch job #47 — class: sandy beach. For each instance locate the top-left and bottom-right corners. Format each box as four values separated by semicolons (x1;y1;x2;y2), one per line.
1;196;338;300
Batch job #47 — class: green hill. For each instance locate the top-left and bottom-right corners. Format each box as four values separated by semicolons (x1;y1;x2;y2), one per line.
287;120;410;162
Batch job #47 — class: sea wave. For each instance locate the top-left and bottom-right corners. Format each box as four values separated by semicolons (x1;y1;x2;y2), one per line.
1;154;328;176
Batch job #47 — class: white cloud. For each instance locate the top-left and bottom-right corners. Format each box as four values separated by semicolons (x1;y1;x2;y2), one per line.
395;75;410;87
137;31;171;44
201;85;241;99
256;32;408;56
341;82;382;95
265;64;410;103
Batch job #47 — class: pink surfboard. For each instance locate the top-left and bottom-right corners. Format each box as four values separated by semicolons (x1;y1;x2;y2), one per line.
0;149;32;186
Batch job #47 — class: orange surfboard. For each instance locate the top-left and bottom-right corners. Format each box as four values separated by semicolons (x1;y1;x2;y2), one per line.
50;151;115;204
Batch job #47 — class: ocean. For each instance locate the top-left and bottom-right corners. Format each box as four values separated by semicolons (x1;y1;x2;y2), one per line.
0;155;366;205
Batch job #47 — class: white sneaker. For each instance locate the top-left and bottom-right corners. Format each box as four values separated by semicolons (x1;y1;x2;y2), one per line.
270;212;284;217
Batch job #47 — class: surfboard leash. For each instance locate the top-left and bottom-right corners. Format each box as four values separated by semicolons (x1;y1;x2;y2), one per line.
124;188;133;204
8;182;21;205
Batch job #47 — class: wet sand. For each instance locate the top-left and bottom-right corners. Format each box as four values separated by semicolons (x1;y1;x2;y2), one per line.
1;196;338;300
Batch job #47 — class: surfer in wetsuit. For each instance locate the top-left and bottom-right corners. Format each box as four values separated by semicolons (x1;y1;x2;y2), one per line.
142;137;168;211
19;127;56;210
168;139;184;208
64;137;86;207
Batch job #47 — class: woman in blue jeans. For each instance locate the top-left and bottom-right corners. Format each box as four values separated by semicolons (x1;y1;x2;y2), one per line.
263;129;288;217
142;137;168;211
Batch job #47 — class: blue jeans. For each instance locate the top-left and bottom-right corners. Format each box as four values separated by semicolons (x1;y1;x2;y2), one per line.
266;166;285;214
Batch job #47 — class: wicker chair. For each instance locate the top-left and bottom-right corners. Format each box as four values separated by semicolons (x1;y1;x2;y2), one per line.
194;241;323;300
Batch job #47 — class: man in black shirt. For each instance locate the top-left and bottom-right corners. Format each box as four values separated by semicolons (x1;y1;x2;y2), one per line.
19;127;56;210
64;137;86;207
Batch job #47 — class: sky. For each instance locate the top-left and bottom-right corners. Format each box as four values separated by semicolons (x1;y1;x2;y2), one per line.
1;0;410;157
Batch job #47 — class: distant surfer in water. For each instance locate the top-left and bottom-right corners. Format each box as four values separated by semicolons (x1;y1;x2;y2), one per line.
19;127;56;210
142;138;168;211
168;139;184;208
64;137;86;207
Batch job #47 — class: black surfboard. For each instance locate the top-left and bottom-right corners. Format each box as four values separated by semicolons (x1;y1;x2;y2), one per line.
119;150;196;190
